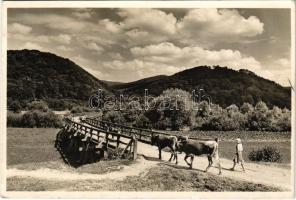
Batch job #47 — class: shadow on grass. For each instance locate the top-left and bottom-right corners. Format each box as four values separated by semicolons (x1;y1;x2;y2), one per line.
139;154;164;162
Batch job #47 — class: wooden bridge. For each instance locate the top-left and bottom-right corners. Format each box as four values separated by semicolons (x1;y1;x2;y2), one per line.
56;116;213;166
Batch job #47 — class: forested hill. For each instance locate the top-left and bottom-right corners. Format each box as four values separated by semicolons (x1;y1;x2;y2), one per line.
7;50;291;109
110;66;291;109
7;49;113;108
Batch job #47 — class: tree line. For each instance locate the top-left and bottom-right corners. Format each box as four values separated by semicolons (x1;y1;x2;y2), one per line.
102;88;291;131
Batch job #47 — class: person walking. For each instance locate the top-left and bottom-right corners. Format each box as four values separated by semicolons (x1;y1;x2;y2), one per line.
230;138;245;172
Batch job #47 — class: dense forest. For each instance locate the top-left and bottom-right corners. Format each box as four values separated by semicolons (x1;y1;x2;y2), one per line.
112;66;291;109
7;50;113;110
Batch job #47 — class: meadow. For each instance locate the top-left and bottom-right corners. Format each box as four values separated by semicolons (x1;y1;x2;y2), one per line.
7;128;291;166
6;128;291;191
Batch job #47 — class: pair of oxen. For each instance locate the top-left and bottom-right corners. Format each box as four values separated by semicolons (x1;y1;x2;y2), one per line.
151;134;222;175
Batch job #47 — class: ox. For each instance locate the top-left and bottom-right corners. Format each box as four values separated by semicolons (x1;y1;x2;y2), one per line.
151;134;178;164
177;138;222;175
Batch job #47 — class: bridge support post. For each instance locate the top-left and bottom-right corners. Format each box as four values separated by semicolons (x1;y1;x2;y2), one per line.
106;133;109;149
116;136;121;149
132;135;137;160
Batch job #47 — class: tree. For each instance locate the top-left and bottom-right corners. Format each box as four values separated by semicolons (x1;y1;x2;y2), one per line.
240;102;254;114
248;101;269;131
27;100;49;112
9;100;22;113
102;110;125;124
134;114;151;129
154;88;195;130
277;108;291;131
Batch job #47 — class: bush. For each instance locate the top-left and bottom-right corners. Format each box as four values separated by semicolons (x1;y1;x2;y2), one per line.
71;106;91;114
7;110;63;128
7;112;22;127
27;101;49;112
9;100;22;113
102;110;125;124
248;146;282;162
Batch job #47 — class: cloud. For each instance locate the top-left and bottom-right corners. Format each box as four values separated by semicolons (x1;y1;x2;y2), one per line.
11;13;89;31
8;8;265;49
22;42;44;50
8;23;32;34
260;58;291;86
52;34;72;44
100;59;180;82
98;19;122;34
57;45;73;52
86;42;104;53
118;8;177;35
9;8;291;86
115;8;178;45
108;52;123;60
98;42;263;82
177;9;264;46
72;10;92;19
274;58;290;69
131;42;261;72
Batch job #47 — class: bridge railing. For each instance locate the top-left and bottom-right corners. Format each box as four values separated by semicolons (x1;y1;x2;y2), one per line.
65;117;138;143
83;117;214;141
83;117;153;144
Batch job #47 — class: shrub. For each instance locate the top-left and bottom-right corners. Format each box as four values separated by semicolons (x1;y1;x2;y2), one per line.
7;110;63;128
7;112;22;127
102;110;125;124
9;100;22;113
71;106;91;114
27;101;49;112
133;114;152;129
248;146;282;162
21;111;37;127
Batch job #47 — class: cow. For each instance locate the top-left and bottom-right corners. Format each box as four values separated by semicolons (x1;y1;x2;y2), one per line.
151;134;178;164
177;138;222;175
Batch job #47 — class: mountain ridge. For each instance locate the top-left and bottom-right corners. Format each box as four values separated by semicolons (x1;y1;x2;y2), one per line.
7;49;291;109
109;66;290;108
7;49;114;109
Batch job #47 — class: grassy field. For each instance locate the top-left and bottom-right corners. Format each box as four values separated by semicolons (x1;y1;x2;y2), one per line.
7;128;291;166
7;128;61;165
6;128;291;191
7;163;280;191
217;141;290;164
7;128;135;173
171;130;291;141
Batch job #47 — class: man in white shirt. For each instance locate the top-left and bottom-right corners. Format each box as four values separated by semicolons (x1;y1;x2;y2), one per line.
230;138;245;172
205;138;222;175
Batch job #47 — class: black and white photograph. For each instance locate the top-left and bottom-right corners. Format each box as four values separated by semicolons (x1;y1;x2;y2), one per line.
1;1;295;198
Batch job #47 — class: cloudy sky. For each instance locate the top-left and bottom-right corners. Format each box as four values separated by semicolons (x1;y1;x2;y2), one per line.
7;8;291;86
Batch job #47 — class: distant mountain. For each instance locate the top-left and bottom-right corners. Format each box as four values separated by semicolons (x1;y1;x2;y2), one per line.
111;66;291;109
7;49;113;108
8;50;290;109
112;75;168;91
101;80;125;87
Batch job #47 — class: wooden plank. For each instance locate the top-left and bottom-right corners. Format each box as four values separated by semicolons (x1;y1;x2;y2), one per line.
120;139;133;156
117;136;121;148
133;136;138;160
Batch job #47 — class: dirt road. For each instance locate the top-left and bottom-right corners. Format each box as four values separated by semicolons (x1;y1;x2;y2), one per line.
7;156;155;181
7;139;291;191
135;141;292;191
